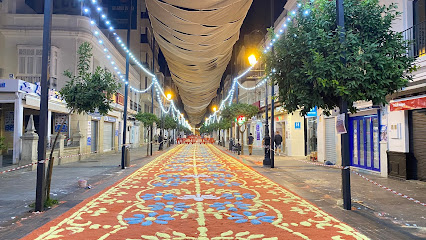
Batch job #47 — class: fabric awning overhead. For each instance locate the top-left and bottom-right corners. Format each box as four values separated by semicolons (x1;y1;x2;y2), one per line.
146;0;253;124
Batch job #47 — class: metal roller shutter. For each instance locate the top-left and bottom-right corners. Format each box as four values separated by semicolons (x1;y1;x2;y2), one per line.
103;122;113;152
412;110;426;181
325;117;337;164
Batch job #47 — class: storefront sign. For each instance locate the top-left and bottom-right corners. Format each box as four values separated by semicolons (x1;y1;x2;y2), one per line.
390;96;426;111
89;112;102;120
87;121;92;146
4;111;14;131
306;107;318;118
295;122;301;129
256;123;262;141
104;116;116;122
235;116;246;125
54;113;68;132
0;79;44;96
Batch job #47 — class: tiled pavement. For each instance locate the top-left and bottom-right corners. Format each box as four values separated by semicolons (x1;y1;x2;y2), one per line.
221;146;426;240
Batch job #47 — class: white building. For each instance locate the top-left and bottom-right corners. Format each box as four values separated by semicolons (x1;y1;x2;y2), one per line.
0;0;160;167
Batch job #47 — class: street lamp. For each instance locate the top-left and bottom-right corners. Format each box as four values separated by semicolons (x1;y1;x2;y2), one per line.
166;92;172;100
212;106;217;112
248;54;257;66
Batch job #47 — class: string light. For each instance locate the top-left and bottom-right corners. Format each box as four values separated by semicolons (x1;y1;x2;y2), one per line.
205;3;309;125
83;0;191;127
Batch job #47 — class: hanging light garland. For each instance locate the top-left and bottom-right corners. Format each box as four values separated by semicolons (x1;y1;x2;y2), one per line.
205;3;309;126
82;0;192;129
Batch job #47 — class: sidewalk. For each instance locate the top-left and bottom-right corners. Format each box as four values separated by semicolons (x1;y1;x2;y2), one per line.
218;145;426;240
0;144;174;237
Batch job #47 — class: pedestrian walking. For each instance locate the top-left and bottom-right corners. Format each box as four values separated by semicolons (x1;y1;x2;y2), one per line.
248;133;254;155
274;131;283;156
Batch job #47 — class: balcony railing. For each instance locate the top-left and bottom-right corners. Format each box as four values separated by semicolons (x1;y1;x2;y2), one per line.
16;75;41;84
402;20;426;58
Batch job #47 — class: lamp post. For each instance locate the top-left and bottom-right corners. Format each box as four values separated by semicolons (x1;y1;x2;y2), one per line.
121;0;132;169
336;0;351;211
165;92;172;147
250;53;270;166
270;0;275;169
36;0;53;212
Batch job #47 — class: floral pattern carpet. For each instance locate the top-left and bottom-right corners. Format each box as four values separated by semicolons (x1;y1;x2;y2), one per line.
23;144;368;240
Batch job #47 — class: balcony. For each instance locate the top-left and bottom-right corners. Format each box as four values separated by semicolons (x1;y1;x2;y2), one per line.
402;20;426;58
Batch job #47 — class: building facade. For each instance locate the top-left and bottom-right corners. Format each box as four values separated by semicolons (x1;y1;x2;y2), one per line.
0;0;161;167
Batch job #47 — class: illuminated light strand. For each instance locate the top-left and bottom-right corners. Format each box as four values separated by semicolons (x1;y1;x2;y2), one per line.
236;77;268;91
87;1;154;78
84;0;191;128
206;4;309;125
82;3;191;128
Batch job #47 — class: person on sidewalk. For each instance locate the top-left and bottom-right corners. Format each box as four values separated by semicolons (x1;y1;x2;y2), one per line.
248;133;254;155
274;131;283;156
158;134;163;151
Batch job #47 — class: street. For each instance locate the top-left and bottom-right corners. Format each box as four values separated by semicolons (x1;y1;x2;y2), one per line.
18;144;367;239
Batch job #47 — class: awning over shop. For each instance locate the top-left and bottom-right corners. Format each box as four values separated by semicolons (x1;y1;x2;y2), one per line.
390;95;426;111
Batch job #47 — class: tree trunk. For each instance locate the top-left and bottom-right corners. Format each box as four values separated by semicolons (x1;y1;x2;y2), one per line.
239;123;247;155
45;109;73;201
146;127;150;156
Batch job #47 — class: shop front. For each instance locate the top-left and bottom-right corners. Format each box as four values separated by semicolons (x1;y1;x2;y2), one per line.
349;114;380;171
391;95;426;181
103;116;116;152
305;107;318;159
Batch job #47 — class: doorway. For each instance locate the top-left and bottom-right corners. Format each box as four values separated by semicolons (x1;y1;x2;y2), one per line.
349;115;380;171
91;120;98;152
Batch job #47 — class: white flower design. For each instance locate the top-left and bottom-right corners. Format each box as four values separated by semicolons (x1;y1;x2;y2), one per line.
183;174;211;178
177;194;220;202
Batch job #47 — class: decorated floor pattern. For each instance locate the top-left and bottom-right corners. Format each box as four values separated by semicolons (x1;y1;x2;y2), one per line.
23;144;368;240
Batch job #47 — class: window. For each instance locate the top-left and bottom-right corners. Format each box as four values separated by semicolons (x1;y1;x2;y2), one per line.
414;0;426;25
17;46;59;78
18;48;40;75
141;34;148;43
141;11;149;19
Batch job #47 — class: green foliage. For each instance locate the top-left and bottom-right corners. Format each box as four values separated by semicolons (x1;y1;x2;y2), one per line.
29;198;58;209
181;126;192;135
217;119;232;130
200;118;231;134
265;0;416;115
135;112;159;128
0;137;7;152
200;123;214;134
221;103;259;125
60;42;121;115
164;115;177;130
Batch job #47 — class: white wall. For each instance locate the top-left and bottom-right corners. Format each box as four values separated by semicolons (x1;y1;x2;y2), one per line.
387;108;409;152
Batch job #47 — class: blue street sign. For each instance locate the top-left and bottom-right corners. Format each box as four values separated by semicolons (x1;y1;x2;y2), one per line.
306;106;318;118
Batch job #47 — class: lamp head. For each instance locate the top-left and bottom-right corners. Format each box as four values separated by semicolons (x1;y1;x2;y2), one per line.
248;54;257;66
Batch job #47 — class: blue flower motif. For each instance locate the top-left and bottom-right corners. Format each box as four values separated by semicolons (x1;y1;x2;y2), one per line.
228;212;275;225
210;201;251;211
211;173;234;178
214;179;240;187
158;174;181;178
221;193;255;200
140;193;177;201
124;212;175;226
148;202;190;212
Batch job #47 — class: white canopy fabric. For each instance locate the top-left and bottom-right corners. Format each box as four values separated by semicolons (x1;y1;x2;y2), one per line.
146;0;253;124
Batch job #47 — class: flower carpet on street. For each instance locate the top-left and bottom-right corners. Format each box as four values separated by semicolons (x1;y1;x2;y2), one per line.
23;144;368;240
